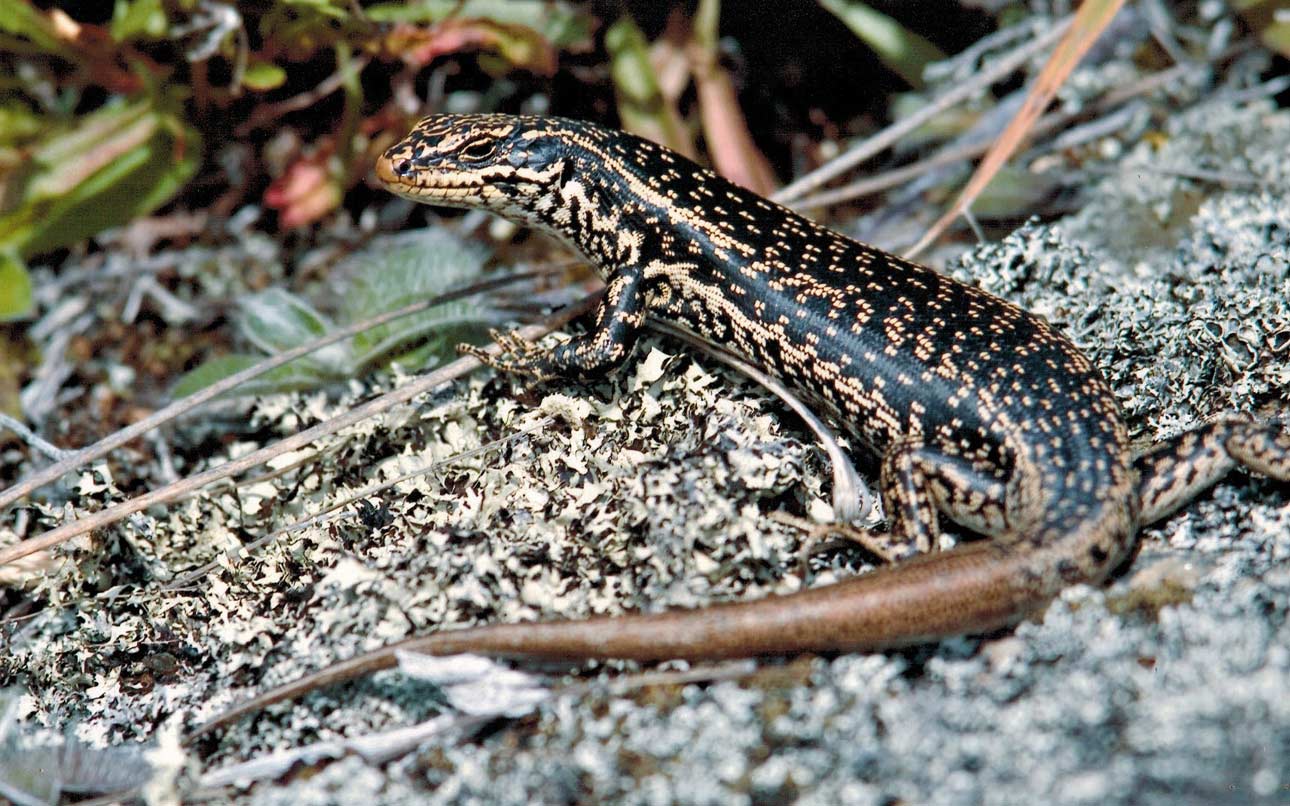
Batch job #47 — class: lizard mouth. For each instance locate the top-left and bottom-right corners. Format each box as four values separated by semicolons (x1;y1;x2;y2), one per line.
373;154;483;202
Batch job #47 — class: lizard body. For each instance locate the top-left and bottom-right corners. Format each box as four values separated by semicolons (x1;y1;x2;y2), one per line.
193;115;1290;738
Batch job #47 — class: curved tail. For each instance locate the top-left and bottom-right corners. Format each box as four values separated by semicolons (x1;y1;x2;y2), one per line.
191;498;1134;740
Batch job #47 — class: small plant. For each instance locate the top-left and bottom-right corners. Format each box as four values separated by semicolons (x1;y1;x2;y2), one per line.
174;228;498;397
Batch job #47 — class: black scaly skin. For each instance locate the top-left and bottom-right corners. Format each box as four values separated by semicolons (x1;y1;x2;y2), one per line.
190;115;1290;738
382;115;1137;581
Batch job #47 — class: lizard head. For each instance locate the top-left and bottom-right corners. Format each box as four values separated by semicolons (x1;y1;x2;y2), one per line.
375;113;599;232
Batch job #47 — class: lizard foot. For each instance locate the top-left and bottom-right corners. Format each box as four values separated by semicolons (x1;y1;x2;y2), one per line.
459;329;558;380
770;511;912;569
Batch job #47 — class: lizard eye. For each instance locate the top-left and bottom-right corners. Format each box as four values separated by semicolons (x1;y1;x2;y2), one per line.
459;139;498;162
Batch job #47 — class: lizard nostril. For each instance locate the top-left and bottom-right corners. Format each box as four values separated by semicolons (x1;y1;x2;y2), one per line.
375;155;410;184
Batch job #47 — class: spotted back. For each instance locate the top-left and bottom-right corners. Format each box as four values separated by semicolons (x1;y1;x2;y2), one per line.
378;115;1136;559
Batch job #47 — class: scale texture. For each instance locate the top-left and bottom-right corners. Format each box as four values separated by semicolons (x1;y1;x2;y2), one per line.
192;114;1290;736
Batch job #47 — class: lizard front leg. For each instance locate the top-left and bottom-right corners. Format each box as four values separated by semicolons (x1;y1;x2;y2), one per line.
462;265;647;380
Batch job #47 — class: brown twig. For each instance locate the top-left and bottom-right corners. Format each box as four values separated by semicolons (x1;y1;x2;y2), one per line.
771;16;1072;205
0;293;600;569
906;0;1126;258
0;270;559;514
161;417;555;592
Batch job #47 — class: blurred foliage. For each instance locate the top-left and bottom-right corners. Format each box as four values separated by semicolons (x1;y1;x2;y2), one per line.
0;95;200;258
1231;0;1290;58
368;0;594;67
0;0;954;263
605;15;694;158
0;0;600;323
0;0;1191;327
0;254;31;321
173;229;495;397
817;0;945;89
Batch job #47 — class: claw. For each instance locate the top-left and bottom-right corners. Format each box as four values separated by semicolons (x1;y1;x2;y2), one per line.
458;329;557;380
769;511;909;566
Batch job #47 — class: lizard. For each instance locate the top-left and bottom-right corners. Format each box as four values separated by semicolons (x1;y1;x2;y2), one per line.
191;114;1290;738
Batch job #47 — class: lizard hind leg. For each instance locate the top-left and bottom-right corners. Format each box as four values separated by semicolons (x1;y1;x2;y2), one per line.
827;439;1016;562
1135;413;1290;526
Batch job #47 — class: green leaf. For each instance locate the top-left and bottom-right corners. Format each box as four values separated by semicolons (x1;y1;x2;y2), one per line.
171;354;333;399
172;354;257;398
817;0;945;89
243;59;288;91
238;288;354;374
606;17;659;105
0;252;33;321
339;229;492;370
111;0;168;41
0;100;45;148
605;16;691;156
177;230;497;398
26;100;153;195
0;0;68;55
1260;20;1290;58
282;0;351;19
367;0;593;49
0;97;201;259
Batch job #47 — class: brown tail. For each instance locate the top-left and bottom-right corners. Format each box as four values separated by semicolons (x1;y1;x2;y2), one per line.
189;539;1067;741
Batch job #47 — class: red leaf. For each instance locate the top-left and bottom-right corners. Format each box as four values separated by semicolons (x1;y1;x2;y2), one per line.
264;156;342;228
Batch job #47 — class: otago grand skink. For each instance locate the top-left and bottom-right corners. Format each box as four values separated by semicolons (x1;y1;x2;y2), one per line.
192;115;1290;737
